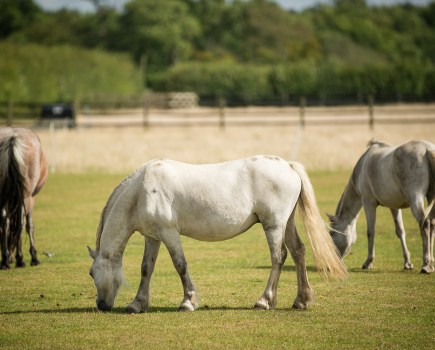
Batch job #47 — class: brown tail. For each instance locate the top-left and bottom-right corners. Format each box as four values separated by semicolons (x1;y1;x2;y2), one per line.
0;134;26;250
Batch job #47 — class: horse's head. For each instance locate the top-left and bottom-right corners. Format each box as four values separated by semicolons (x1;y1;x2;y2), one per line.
327;213;357;258
88;246;124;311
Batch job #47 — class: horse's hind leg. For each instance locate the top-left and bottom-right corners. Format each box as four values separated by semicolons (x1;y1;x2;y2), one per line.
410;196;434;273
428;204;435;272
126;237;161;314
162;230;198;311
390;209;413;270
255;223;287;310
15;235;26;267
284;211;313;309
1;216;11;270
25;203;39;266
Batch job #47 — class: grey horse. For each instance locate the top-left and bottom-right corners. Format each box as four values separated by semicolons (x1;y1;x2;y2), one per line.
329;140;435;274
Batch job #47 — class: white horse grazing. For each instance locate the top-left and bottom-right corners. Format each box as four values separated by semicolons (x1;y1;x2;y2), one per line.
88;156;347;313
329;140;435;273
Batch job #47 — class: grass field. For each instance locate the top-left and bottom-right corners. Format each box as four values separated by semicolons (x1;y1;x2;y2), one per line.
0;170;433;349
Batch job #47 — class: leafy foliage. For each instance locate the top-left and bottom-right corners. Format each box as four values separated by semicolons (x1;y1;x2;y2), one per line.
1;0;434;102
0;42;142;102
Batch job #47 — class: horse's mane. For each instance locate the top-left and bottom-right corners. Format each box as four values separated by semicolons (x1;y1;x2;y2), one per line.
367;139;391;148
95;165;144;250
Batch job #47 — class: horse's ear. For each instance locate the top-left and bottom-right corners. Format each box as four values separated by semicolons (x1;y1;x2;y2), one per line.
326;212;337;223
87;246;98;260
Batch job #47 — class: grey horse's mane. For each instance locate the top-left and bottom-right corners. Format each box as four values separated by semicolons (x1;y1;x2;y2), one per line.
367;139;391;148
96;165;145;250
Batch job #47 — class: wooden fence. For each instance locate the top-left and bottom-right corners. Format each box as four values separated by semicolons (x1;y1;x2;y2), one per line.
1;97;435;129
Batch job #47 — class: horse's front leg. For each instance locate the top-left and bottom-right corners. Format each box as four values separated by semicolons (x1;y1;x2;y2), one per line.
390;209;413;270
255;223;287;310
126;237;161;313
284;214;313;310
362;201;377;269
163;231;198;311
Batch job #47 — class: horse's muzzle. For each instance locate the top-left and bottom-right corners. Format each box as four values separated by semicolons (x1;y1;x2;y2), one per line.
96;299;112;311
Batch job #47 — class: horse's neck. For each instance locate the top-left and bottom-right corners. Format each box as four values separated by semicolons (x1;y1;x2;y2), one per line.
99;218;133;257
336;180;362;224
97;175;137;257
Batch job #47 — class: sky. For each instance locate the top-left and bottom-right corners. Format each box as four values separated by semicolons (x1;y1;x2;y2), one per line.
34;0;434;13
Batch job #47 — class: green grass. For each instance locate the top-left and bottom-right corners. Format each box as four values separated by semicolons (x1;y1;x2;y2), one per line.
0;171;434;349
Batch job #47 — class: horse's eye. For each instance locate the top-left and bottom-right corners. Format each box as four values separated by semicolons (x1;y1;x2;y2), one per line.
89;270;94;278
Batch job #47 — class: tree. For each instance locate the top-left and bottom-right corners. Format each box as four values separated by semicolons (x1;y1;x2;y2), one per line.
220;0;320;62
118;0;200;69
0;0;41;38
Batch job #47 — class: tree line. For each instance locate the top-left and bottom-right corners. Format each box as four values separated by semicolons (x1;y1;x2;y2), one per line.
1;0;434;104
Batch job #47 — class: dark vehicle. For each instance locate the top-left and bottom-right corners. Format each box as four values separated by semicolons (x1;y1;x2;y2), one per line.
41;103;75;128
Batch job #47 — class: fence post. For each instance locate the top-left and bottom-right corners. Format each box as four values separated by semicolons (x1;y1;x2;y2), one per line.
368;95;374;130
143;92;149;128
218;96;226;128
7;99;13;126
73;98;80;128
49;120;56;174
299;96;306;129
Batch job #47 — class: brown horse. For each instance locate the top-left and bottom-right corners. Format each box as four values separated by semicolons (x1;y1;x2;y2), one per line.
0;127;48;269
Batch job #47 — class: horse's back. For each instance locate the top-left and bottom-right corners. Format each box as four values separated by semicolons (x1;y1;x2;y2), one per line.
357;140;434;208
142;155;299;194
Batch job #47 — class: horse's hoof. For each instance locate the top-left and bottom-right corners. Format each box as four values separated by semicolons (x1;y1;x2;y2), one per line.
30;259;40;266
0;264;10;271
178;305;195;312
254;300;269;310
292;301;308;310
420;266;434;274
16;260;26;268
362;262;373;269
179;300;196;312
404;263;413;270
126;305;143;314
126;299;147;313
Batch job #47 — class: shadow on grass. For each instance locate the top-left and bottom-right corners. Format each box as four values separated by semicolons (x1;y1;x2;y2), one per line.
0;304;303;315
260;264;418;274
256;265;318;272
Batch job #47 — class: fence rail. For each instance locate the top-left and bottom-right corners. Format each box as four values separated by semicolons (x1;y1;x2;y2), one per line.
1;98;435;129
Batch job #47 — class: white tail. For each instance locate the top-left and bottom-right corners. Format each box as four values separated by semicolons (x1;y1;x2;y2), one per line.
289;162;348;280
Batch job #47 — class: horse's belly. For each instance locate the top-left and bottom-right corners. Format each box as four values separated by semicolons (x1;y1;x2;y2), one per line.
375;191;409;209
180;213;259;242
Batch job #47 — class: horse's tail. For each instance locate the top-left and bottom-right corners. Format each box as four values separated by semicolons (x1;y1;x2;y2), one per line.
425;149;435;218
289;162;348;281
0;132;26;249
